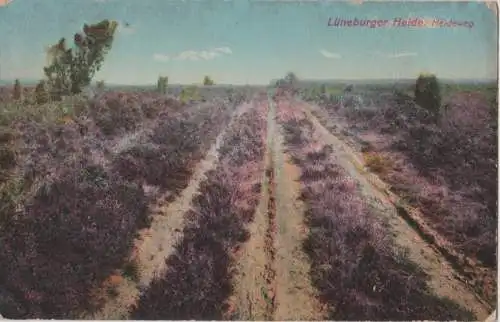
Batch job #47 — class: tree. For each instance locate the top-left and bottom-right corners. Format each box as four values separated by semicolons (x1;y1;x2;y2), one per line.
203;76;214;86
283;72;299;94
415;72;442;122
320;84;327;95
157;76;168;94
34;80;49;104
43;19;118;98
96;80;105;90
12;79;22;101
284;72;298;87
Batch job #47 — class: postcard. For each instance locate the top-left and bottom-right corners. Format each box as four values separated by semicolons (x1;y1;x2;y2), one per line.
0;0;497;320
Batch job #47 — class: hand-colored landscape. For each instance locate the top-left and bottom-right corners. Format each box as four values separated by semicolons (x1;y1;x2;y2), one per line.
0;0;497;320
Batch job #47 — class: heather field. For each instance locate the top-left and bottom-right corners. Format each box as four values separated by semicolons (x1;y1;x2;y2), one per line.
299;82;498;307
0;77;496;321
1;0;497;319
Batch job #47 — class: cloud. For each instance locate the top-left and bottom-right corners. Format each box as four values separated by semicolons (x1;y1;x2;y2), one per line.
177;50;214;61
319;49;341;59
373;51;417;58
154;47;233;62
153;54;170;62
387;52;418;58
213;47;233;55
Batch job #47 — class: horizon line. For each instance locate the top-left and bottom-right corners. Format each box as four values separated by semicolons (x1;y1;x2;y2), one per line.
1;77;497;86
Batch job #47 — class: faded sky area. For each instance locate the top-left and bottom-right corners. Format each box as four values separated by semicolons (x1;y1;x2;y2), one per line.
0;0;497;85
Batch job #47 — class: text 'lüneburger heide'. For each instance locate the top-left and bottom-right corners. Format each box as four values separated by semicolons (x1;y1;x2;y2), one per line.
327;17;474;29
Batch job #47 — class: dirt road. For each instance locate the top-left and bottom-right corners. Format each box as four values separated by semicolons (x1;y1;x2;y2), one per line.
228;95;326;320
270;96;327;321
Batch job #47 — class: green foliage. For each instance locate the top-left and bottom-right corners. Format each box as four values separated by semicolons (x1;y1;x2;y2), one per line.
344;84;354;93
0;127;19;227
180;85;200;103
34;80;50;105
122;259;140;282
157;76;168;94
43;19;118;97
320;84;327;95
96;80;105;90
415;73;442;121
202;76;215;86
0;128;17;183
284;72;298;87
275;72;299;94
12;79;22;101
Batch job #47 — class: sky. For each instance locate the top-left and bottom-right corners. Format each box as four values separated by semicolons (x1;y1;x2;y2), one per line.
0;0;497;85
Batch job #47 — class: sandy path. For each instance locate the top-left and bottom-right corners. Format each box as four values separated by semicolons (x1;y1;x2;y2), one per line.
229;96;326;321
272;108;326;320
228;100;271;321
292;99;491;320
81;102;252;320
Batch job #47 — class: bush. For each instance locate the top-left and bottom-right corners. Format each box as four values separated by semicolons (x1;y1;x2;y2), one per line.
88;93;144;136
12;80;22;101
34;81;49;105
363;152;393;175
112;143;196;192
112;104;231;194
0;163;150;318
180;86;201;103
203;76;215;86
0;128;17;182
414;73;441;121
96;80;105;91
156;76;168;94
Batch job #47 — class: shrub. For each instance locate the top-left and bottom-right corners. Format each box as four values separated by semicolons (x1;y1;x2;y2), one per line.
203;76;215;86
88;93;143;136
180;86;201;103
0;163;150;318
414;73;441;121
0;127;19;233
122;259;140;282
12;79;22;101
156;76;168;94
363;152;393;175
34;80;50;105
96;80;105;91
112;104;231;194
0;128;17;182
